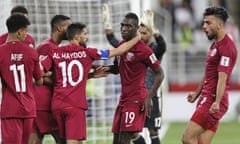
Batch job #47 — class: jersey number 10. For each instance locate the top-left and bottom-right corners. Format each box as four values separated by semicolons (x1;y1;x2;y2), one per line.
59;60;84;87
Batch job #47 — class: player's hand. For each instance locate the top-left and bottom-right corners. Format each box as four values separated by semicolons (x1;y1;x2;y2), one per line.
136;31;141;41
141;97;153;118
43;71;52;77
144;10;159;34
209;101;220;113
102;3;112;29
187;91;197;103
91;66;109;78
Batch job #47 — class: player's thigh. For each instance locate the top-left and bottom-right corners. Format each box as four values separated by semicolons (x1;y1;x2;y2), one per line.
1;118;23;144
182;120;205;140
35;111;59;134
65;108;86;141
198;130;215;144
120;105;146;132
145;96;161;131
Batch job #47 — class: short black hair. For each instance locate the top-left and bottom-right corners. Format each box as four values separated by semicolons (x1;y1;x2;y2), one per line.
51;15;71;32
203;7;229;23
66;23;86;40
6;14;30;33
11;5;28;15
125;12;139;27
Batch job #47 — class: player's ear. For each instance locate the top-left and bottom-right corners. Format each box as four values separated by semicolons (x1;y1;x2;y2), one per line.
56;25;62;32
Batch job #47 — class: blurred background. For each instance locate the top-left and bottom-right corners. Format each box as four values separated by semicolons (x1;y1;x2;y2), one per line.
0;0;240;143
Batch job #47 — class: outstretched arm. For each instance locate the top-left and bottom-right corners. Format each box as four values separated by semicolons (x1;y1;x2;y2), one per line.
105;30;119;48
102;4;119;48
108;34;140;57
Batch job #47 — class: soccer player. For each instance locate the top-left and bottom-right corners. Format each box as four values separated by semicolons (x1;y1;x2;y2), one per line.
0;5;35;47
41;22;141;144
29;15;71;144
102;5;166;144
101;12;164;144
0;14;43;144
182;7;237;144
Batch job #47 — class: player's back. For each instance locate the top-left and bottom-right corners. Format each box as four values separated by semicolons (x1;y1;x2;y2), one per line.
47;44;101;110
0;32;35;48
33;38;58;111
0;41;42;118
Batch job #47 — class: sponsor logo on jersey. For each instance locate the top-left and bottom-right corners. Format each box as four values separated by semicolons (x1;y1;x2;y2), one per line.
125;124;132;128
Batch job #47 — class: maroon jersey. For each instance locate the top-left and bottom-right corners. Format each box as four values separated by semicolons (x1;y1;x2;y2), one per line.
0;32;35;48
0;41;42;118
33;38;57;110
200;34;237;107
115;41;160;105
42;44;109;110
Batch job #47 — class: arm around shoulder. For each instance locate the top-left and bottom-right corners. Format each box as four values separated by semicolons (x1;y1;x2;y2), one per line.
108;34;140;57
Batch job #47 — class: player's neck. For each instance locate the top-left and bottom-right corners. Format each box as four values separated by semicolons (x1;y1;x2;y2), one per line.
6;33;22;42
51;33;62;45
215;29;226;42
69;39;79;46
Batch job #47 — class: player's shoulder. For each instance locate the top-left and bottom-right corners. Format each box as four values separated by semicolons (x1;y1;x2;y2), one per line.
136;41;152;52
0;33;8;44
38;38;56;48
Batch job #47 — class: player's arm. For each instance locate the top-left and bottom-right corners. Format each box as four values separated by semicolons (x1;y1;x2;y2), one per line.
88;65;109;79
33;62;43;86
209;71;227;113
108;34;140;57
143;65;164;117
106;30;119;48
102;4;119;48
154;34;166;61
187;76;205;103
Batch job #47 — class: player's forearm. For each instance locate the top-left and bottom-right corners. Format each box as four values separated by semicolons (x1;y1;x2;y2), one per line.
195;76;205;97
109;36;139;57
155;34;166;56
148;66;164;98
106;31;119;48
216;72;227;103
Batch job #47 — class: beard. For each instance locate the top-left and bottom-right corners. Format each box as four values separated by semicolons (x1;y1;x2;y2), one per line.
207;34;215;40
79;42;87;48
207;29;217;40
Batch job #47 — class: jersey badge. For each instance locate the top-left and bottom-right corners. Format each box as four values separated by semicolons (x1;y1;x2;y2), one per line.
210;48;217;57
126;52;134;61
220;56;230;67
149;53;157;64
